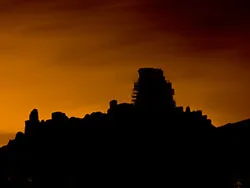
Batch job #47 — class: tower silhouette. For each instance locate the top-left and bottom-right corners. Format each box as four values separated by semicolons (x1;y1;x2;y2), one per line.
25;109;40;136
132;68;176;112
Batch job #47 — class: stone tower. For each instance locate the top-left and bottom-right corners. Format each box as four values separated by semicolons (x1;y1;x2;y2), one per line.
132;68;176;112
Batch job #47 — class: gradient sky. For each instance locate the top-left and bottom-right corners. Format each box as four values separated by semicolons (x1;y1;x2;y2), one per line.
0;0;249;145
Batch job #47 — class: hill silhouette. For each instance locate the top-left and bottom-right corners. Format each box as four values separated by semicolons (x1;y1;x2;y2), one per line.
0;67;249;188
0;134;15;147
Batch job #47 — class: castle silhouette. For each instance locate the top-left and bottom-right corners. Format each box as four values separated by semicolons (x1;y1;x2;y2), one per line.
0;67;249;188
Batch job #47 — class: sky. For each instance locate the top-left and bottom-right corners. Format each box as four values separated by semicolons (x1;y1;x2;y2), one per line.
0;0;249;145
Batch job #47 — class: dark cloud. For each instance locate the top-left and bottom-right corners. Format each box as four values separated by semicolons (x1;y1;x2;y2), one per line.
3;0;250;34
2;0;250;67
137;0;250;29
138;0;250;50
2;0;248;68
0;0;111;11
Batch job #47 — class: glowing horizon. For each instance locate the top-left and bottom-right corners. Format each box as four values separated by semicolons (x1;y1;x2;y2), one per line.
0;0;249;146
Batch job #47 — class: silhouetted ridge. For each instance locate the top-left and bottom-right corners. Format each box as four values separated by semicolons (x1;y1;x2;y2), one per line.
0;67;249;188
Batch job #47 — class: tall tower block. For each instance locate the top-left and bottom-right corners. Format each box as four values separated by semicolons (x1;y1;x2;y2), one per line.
132;68;176;112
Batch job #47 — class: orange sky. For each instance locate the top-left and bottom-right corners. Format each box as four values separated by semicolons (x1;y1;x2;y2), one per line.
0;0;250;145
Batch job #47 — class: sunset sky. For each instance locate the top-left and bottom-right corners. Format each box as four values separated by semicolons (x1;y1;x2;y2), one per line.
0;0;249;145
